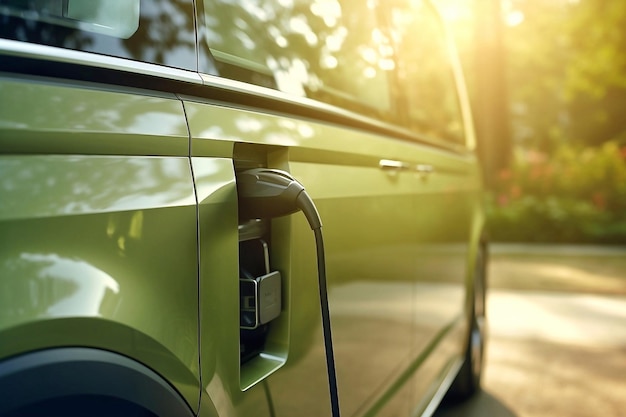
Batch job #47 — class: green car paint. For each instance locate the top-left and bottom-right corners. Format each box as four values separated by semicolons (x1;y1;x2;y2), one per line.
185;98;483;416
0;76;201;410
0;77;189;156
0;0;486;416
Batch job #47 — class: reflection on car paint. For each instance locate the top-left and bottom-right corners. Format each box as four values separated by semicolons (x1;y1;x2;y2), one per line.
9;253;120;318
0;156;195;220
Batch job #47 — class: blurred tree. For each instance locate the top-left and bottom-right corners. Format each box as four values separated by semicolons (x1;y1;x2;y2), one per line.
474;0;511;185
505;0;626;150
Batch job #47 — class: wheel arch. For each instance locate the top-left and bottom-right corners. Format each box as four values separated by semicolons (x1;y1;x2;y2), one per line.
0;347;196;417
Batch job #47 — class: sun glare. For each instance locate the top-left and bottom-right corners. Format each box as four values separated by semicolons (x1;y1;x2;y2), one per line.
435;0;473;22
505;10;525;26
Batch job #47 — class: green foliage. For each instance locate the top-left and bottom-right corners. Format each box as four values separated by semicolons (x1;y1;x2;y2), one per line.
505;0;626;150
487;141;626;243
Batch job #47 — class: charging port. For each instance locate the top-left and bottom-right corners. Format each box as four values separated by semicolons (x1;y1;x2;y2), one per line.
238;220;282;363
234;145;291;389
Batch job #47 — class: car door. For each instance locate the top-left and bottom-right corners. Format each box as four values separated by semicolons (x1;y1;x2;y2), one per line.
191;1;481;416
191;1;417;415
186;99;419;417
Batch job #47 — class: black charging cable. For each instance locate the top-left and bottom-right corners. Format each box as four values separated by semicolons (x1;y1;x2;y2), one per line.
312;224;341;417
238;168;341;417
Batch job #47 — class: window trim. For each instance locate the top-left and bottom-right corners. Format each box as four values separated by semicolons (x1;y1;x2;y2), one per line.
0;39;471;158
196;72;472;156
0;39;203;85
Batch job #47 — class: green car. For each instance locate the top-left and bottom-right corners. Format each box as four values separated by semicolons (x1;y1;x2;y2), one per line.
0;1;487;416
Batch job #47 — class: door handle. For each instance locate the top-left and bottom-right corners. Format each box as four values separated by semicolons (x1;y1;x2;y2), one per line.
379;159;411;171
415;164;434;174
380;160;434;176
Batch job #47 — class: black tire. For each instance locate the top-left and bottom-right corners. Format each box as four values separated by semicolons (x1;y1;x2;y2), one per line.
447;243;487;402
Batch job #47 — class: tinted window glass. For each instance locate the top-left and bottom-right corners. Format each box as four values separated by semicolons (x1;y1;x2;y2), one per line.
387;1;465;145
201;0;395;121
0;0;197;71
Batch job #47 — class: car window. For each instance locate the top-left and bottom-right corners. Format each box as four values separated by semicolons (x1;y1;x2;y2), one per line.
386;1;466;145
0;0;197;71
201;0;395;122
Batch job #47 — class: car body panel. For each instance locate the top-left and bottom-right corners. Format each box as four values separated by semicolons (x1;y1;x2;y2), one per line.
0;0;486;415
0;75;189;156
185;93;482;416
0;76;201;410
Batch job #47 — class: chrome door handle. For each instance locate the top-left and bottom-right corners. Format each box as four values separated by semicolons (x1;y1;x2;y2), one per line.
379;159;411;171
415;164;434;174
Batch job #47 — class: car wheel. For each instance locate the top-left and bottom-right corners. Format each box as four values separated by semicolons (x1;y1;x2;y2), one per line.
447;244;487;401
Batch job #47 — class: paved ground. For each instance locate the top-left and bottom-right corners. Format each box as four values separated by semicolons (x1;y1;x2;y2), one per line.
434;244;626;417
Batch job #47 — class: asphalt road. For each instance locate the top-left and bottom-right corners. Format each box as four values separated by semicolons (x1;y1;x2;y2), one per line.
434;245;626;417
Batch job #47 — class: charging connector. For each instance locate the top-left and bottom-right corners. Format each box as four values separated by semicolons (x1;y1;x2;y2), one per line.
237;168;322;230
237;168;340;417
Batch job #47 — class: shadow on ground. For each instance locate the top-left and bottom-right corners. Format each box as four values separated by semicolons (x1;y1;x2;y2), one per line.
434;391;516;417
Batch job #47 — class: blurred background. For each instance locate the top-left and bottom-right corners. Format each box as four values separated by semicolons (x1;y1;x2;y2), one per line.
431;1;626;416
438;0;626;244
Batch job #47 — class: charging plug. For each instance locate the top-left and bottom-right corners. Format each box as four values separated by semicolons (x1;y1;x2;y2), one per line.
237;168;322;229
